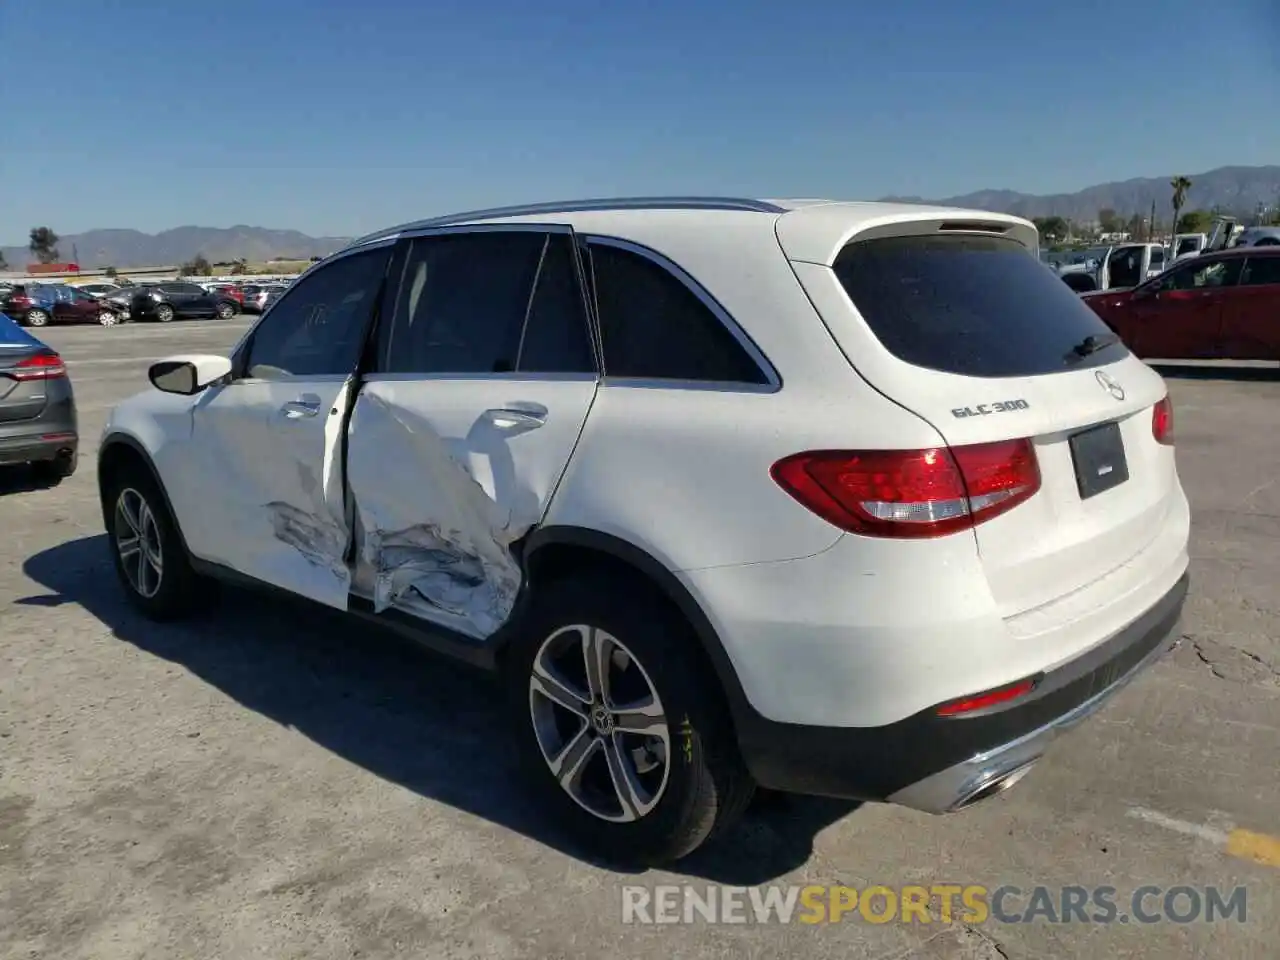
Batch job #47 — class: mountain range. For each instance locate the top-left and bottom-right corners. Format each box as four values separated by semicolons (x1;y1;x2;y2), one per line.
1;226;351;270
881;165;1280;224
5;165;1278;268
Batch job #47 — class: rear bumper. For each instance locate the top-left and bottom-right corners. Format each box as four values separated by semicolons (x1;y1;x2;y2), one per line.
732;573;1188;808
0;431;78;465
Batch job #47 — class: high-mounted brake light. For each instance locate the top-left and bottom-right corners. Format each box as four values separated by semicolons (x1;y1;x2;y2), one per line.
9;352;66;381
1152;396;1173;446
771;438;1041;539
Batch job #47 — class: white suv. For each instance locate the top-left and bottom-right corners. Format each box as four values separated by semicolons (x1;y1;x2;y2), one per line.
98;198;1190;864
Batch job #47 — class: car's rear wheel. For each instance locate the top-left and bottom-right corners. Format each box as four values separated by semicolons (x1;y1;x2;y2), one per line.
24;309;49;327
215;301;236;319
506;573;754;865
155;303;175;323
103;462;204;620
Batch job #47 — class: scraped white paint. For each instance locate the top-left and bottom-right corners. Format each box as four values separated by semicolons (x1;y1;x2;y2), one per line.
346;391;529;638
343;376;598;639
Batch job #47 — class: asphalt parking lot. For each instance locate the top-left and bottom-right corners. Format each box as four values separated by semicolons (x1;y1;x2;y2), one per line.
1;320;1277;960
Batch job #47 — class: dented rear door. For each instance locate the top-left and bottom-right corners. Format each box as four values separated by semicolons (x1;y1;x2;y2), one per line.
346;227;598;639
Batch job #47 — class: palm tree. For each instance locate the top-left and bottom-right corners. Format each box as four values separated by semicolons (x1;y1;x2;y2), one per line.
1170;176;1192;238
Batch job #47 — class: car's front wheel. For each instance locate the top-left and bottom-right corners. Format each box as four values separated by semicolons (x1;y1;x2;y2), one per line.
98;310;119;326
215;301;236;319
155;303;175;323
507;573;754;865
103;462;204;620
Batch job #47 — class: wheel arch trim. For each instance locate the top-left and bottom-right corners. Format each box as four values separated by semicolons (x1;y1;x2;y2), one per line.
519;525;753;726
97;432;194;555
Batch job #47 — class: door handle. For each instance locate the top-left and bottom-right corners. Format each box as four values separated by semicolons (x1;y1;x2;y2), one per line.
484;407;546;430
281;397;322;419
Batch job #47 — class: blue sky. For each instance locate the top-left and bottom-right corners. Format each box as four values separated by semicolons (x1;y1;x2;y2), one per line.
3;0;1277;239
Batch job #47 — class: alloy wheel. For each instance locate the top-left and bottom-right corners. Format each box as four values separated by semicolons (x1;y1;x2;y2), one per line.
529;624;671;823
156;305;174;322
26;310;48;327
114;488;163;598
99;310;118;326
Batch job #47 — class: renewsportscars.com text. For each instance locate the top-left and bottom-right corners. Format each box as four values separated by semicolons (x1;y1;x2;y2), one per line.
621;884;1248;925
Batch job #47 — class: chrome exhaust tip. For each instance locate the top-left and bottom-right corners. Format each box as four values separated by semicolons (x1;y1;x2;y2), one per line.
949;759;1040;812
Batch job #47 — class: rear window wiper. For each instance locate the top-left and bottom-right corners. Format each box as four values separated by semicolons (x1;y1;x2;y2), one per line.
1064;333;1120;364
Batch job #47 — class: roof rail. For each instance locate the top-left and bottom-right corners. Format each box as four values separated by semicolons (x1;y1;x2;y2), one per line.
347;196;786;248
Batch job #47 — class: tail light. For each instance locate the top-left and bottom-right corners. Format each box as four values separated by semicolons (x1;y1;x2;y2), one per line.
771;438;1041;539
10;352;67;381
1152;396;1173;445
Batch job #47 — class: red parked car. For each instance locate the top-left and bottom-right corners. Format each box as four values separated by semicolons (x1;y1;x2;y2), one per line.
211;284;245;305
1082;247;1280;360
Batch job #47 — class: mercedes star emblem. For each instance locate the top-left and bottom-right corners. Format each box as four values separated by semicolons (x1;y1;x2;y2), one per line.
1095;370;1125;401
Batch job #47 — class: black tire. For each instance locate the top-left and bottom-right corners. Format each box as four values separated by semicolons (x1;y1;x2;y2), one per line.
505;572;754;866
215;301;236;319
155;303;175;323
102;460;205;621
24;308;49;327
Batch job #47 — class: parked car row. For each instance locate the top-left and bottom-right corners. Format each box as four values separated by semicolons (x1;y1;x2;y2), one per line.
0;279;293;327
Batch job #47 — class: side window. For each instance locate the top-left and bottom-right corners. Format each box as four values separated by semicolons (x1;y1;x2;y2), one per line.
516;233;595;374
242;248;388;379
584;242;767;383
381;231;546;375
1240;257;1280;287
1160;259;1239;291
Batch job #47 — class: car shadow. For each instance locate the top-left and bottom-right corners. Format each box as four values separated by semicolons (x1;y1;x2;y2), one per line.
21;535;860;884
1148;361;1280;381
0;464;64;496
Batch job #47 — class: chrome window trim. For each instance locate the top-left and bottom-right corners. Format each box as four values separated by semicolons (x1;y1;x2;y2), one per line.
580;234;782;392
362;371;599;385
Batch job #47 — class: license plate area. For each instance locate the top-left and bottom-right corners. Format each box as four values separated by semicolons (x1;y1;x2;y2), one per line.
1069;421;1129;500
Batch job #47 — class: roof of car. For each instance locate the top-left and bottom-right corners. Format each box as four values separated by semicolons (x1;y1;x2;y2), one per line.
1202;246;1280;259
346;196;1039;266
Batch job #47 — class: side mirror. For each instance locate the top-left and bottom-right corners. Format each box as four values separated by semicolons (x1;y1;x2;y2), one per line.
148;354;232;395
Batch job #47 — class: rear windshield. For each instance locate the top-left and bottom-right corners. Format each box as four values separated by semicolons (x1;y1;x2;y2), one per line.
832;234;1129;378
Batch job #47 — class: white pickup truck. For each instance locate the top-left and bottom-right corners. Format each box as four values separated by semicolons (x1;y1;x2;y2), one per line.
1057;242;1167;292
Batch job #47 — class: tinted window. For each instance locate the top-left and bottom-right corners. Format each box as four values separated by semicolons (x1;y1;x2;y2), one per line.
516;233;594;374
243;248;388;379
1158;258;1241;291
585;242;767;383
832;234;1129;378
1241;257;1280;287
381;231;546;375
